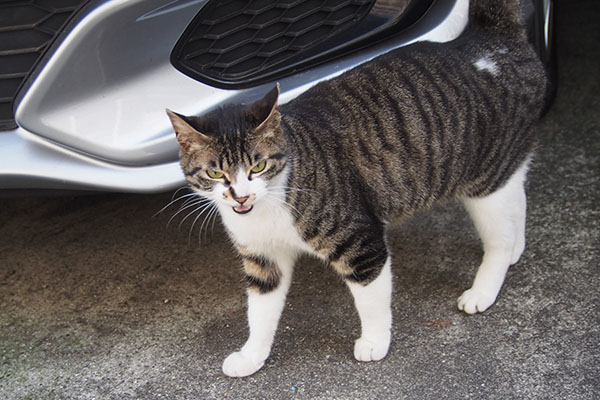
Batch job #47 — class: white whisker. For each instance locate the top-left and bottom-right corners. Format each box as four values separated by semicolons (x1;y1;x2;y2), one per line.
188;201;217;243
154;191;198;217
208;205;220;236
167;198;209;228
180;194;203;208
179;201;212;231
199;203;220;243
174;202;207;231
171;185;191;200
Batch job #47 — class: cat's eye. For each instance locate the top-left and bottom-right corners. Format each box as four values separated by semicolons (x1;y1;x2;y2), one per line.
207;169;224;179
250;160;267;174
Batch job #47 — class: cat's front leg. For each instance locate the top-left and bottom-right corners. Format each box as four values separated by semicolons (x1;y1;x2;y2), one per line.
222;254;294;377
342;253;393;362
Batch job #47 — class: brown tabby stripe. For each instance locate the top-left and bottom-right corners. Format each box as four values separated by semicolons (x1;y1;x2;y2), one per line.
242;255;281;293
173;1;547;288
277;31;545;283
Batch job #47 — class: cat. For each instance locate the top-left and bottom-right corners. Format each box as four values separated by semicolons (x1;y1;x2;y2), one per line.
166;0;548;377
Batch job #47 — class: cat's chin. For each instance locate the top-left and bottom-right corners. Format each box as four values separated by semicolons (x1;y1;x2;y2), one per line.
232;205;253;215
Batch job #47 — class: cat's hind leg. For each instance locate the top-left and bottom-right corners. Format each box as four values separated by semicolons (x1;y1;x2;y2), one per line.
222;252;294;377
458;161;529;314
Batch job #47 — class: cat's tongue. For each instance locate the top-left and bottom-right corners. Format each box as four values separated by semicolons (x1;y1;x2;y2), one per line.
233;205;253;215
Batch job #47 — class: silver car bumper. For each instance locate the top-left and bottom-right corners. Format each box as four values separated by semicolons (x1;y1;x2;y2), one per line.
1;0;467;193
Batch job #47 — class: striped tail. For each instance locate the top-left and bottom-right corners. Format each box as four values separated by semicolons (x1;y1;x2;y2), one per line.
469;0;527;40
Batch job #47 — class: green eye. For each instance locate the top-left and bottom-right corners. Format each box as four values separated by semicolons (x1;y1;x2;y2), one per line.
251;160;267;174
207;169;224;179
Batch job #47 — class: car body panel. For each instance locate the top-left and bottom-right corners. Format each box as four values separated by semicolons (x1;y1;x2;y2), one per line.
3;0;469;193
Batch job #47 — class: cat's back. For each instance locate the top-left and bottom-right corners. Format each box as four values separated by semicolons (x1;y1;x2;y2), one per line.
286;27;546;130
281;23;548;217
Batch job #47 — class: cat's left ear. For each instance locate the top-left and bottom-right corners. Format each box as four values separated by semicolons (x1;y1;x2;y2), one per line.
249;83;280;134
166;109;211;152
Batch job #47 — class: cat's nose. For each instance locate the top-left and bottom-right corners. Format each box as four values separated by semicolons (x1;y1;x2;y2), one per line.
234;195;249;205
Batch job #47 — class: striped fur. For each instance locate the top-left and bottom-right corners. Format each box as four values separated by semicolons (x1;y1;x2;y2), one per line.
170;17;547;289
168;0;549;377
279;33;546;285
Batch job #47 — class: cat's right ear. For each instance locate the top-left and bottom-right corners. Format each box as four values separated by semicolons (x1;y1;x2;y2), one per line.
249;83;280;132
166;109;211;152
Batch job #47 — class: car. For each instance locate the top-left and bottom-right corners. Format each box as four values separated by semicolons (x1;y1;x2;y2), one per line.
0;0;553;194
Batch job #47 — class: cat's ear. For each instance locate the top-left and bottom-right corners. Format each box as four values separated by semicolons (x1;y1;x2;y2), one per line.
166;109;211;152
249;83;281;134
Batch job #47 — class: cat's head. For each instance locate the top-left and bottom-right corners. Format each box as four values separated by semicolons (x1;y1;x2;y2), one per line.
166;85;287;216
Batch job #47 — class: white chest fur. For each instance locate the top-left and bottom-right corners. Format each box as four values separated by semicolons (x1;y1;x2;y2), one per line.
219;200;310;257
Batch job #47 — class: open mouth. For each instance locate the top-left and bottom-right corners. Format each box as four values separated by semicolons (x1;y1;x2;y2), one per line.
233;205;253;214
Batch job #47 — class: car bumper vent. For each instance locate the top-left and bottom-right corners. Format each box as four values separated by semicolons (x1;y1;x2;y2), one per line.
0;0;89;131
171;0;377;88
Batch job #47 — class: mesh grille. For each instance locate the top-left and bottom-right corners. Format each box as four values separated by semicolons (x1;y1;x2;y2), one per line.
0;0;89;131
172;0;376;87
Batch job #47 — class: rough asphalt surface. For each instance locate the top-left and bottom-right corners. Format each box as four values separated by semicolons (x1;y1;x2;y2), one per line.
1;1;598;399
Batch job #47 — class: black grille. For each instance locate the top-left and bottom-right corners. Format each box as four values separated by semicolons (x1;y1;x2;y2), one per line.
171;0;377;88
0;0;89;131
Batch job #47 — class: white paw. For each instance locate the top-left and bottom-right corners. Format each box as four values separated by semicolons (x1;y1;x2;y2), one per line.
457;288;497;314
222;351;265;378
354;334;391;362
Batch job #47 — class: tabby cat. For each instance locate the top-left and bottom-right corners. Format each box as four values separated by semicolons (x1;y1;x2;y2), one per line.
166;0;548;377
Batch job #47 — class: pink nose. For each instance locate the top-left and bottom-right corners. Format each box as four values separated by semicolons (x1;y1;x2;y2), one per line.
234;196;249;205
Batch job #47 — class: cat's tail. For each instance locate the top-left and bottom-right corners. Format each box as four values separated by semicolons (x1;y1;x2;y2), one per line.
469;0;528;41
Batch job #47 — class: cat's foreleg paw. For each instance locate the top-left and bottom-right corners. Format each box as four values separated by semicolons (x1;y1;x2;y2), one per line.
353;333;391;362
222;351;265;378
457;288;497;314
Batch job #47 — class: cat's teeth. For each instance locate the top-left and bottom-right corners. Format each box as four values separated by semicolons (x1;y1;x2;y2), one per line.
233;205;253;214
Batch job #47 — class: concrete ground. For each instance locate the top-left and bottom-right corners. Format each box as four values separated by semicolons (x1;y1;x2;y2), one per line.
1;1;598;399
